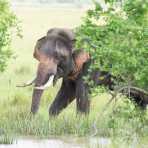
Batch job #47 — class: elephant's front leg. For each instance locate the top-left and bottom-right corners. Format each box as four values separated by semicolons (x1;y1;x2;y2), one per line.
49;79;76;116
76;79;90;114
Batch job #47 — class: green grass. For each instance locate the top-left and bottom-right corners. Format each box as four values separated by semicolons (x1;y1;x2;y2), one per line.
0;135;14;144
0;93;147;146
0;7;148;146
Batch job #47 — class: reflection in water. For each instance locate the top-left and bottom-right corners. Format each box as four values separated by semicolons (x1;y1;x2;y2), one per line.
0;137;111;148
89;137;111;147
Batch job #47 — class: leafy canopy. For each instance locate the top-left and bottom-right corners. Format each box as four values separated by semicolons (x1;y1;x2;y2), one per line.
75;0;148;92
0;0;19;72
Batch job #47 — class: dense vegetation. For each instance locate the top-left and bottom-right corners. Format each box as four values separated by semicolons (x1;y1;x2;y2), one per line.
76;0;148;93
0;0;19;72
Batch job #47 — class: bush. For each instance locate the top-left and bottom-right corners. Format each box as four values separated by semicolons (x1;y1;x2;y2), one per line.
0;0;19;72
75;0;148;93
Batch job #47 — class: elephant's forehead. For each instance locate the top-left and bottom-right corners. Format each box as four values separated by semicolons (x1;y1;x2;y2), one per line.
39;39;55;55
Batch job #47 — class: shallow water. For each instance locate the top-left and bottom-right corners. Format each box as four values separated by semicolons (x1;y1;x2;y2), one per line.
0;137;111;148
0;136;147;148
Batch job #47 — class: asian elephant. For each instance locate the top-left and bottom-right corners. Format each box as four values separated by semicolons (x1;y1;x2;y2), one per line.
18;28;91;115
31;28;77;114
18;28;147;116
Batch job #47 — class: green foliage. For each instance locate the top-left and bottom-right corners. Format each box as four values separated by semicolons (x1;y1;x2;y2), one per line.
0;0;19;72
107;97;148;142
75;0;148;93
124;0;148;24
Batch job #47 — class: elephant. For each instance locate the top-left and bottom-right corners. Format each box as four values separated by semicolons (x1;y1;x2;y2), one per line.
18;28;91;115
31;28;77;114
18;28;148;116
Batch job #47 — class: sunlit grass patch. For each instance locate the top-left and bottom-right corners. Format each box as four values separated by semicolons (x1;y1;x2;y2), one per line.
10;92;29;106
14;65;31;75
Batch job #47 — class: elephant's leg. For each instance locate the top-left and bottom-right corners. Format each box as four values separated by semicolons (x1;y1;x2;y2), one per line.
49;79;76;116
76;79;90;114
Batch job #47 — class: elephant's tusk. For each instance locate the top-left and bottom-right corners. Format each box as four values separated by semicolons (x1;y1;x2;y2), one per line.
16;77;36;87
34;75;54;90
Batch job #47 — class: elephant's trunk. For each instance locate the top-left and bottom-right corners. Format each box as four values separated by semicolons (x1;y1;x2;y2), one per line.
31;89;44;114
31;61;56;114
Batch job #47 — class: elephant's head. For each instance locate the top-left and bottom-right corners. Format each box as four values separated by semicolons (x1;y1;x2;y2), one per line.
29;28;75;114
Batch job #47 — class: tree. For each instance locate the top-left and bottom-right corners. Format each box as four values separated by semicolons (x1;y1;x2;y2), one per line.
75;0;148;94
0;0;19;72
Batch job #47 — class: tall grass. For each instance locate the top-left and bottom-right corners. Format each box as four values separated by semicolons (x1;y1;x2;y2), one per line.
0;90;147;140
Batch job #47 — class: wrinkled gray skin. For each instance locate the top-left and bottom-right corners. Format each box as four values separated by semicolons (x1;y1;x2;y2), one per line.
31;28;75;114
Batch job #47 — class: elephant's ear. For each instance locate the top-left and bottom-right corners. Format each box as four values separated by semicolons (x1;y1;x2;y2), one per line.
33;36;47;61
75;50;90;73
73;50;90;70
68;50;90;80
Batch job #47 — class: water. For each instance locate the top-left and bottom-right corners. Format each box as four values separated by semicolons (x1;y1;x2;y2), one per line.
0;137;111;148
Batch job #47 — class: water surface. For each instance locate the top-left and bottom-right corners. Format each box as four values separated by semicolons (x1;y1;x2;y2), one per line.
0;137;111;148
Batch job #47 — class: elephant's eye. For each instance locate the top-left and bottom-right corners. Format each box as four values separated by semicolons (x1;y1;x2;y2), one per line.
54;51;66;61
61;55;67;60
54;52;60;60
59;55;67;61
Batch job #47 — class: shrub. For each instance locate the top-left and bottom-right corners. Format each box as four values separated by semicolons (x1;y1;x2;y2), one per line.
0;0;19;72
75;0;148;93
